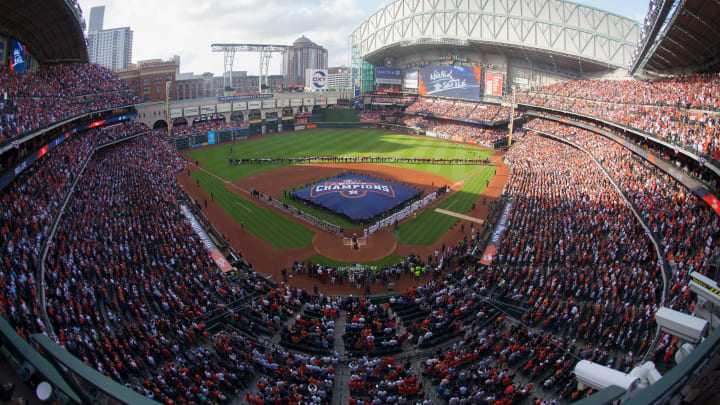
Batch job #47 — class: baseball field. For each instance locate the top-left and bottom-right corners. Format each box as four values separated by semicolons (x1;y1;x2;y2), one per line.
178;128;505;287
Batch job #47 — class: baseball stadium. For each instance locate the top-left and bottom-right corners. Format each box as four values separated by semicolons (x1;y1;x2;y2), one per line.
0;0;719;404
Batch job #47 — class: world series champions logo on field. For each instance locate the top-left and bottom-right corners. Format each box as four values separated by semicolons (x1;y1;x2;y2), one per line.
311;179;396;199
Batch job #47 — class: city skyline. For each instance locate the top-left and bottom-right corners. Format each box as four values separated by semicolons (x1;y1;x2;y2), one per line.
77;0;650;76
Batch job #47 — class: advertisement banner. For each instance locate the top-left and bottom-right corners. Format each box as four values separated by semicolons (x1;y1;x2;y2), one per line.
217;103;231;113
277;99;289;107
316;98;327;105
232;101;247;111
219;93;272;102
184;106;199;116
10;40;25;73
208;131;216;145
262;99;276;108
418;65;482;99
248;100;262;109
303;98;315;106
170;108;183;118
375;67;402;85
485;73;504;96
403;70;419;89
327;97;338;105
306;69;328;90
200;105;216;115
291;98;303;107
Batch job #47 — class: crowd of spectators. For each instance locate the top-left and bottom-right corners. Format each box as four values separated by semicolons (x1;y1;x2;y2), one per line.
0;122;147;341
342;298;403;357
518;74;720;157
400;116;508;144
497;133;661;351
0;63;140;142
524;119;720;319
281;296;340;354
348;356;425;404
405;97;511;122
357;111;382;121
391;271;488;349
169;119;246;138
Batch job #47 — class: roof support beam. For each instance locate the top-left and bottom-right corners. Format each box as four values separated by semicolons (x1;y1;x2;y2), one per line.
684;9;720;38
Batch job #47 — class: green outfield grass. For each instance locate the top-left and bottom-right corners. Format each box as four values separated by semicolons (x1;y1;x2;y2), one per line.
185;129;494;182
304;254;406;268
396;167;494;245
190;170;314;249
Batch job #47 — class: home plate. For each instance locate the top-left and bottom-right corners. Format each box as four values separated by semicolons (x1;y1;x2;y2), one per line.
434;208;485;225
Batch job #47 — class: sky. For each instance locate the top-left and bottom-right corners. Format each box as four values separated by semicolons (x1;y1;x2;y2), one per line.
76;0;650;76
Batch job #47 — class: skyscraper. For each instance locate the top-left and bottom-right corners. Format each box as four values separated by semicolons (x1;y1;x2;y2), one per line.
88;6;105;33
86;6;133;71
282;36;328;87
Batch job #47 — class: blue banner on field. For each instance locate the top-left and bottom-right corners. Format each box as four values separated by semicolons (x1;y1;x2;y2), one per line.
208;131;216;145
419;65;482;99
290;174;421;221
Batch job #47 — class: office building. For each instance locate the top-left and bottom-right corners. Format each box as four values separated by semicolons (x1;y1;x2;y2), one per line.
282;36;328;87
86;6;133;71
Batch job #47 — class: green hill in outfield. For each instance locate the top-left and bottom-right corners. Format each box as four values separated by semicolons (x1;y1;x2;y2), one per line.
185;129;494;182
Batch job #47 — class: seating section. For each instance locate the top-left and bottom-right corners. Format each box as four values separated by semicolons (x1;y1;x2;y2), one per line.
400;115;508;144
343;298;403;358
0;63;139;142
518;74;720;157
349;357;424;404
167;119;246;138
405;97;512;122
280;296;340;354
524;118;720;316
